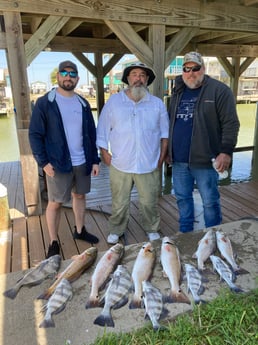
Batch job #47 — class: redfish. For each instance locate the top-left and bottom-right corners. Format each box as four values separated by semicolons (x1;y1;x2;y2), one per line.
160;237;190;304
38;247;97;299
86;243;124;308
129;242;156;309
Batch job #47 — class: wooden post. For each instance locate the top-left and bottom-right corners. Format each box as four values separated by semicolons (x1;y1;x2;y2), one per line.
251;102;258;180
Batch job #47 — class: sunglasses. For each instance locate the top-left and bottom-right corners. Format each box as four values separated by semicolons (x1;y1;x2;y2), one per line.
59;70;78;78
183;65;202;73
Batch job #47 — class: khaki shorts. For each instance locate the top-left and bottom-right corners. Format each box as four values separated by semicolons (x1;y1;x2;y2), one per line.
46;163;91;203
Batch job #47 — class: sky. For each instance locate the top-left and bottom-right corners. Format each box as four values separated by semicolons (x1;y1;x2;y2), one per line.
0;50;135;90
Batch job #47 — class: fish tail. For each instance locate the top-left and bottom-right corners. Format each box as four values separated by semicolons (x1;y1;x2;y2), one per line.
3;288;19;300
93;311;114;327
194;298;207;305
167;290;191;304
230;285;244;293
129;295;142;309
39;317;55;328
37;290;52;300
234;267;249;275
85;297;100;309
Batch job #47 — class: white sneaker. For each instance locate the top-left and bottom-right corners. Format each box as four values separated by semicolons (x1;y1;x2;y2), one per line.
147;232;160;241
107;233;119;244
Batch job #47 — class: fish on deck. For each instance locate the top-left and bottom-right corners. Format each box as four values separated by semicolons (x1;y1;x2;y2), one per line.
3;255;61;300
160;237;190;304
37;247;98;300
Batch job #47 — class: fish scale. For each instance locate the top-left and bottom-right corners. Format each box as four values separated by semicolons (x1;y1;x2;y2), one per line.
184;263;206;304
210;255;244;293
93;265;132;328
3;254;61;300
39;278;73;328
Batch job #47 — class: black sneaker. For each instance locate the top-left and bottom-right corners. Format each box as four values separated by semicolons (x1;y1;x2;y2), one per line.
73;226;99;244
46;240;60;258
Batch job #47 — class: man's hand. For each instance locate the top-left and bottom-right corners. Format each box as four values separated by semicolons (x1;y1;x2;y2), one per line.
43;163;55;177
214;153;231;172
91;164;100;176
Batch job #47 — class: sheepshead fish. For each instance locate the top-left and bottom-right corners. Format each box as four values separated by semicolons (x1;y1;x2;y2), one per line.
3;255;61;300
160;237;190;304
192;229;216;271
209;255;244;293
39;278;73;328
86;243;124;308
129;242;156;309
142;281;168;331
216;230;249;274
184;263;207;304
38;247;97;300
93;265;132;327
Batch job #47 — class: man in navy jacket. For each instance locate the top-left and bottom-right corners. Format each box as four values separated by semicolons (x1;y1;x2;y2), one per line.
29;60;100;257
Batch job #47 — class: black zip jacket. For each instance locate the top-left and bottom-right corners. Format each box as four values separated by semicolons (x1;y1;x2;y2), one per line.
168;75;240;168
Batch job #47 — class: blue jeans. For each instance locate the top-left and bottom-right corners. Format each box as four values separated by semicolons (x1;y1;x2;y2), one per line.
172;162;222;232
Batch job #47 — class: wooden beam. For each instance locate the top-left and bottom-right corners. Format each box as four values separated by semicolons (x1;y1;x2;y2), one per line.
150;24;165;100
239;57;256;75
105;20;153;66
1;0;258;32
185;43;258;57
165;27;200;68
72;52;97;76
4;11;42;216
103;54;123;77
217;57;234;77
25;15;70;65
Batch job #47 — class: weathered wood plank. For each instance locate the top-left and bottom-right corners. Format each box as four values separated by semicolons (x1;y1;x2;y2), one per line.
11;217;28;272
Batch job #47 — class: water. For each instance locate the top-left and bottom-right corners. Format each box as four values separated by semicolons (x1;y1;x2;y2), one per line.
0;104;257;190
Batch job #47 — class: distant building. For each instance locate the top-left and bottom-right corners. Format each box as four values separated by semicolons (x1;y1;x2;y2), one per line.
30;81;47;94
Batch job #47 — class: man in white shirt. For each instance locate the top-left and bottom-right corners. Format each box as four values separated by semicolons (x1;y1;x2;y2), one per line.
97;62;169;243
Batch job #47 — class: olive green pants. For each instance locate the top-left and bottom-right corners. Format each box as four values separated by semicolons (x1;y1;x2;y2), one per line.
108;165;161;235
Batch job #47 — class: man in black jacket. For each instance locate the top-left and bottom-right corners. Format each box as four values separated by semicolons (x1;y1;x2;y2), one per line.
29;60;100;257
168;52;239;233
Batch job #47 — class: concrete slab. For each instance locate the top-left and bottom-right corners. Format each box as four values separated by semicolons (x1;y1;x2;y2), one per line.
0;219;257;345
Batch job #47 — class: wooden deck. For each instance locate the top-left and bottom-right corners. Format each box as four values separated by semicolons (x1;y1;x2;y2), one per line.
1;160;258;274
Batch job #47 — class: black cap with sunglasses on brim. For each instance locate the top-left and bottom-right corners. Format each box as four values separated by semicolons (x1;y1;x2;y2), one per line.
58;60;78;73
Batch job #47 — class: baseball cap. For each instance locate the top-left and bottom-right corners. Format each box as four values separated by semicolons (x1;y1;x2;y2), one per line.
58;60;78;72
121;62;156;86
183;52;204;66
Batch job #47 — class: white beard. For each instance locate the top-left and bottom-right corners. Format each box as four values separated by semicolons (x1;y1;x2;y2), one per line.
130;85;147;102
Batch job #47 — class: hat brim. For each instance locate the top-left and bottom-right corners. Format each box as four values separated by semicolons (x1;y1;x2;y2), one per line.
122;66;155;86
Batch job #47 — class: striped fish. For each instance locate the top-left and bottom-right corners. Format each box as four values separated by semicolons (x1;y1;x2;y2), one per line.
3;255;61;300
142;281;168;331
209;255;244;293
93;265;132;327
39;278;73;328
216;230;249;274
184;263;206;304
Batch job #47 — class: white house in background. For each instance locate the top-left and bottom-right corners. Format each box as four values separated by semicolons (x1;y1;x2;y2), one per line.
30;81;47;94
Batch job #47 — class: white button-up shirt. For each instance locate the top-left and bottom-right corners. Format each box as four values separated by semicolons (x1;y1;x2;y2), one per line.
96;90;169;174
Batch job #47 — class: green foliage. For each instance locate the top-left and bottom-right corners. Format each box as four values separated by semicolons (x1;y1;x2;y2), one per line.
87;288;258;345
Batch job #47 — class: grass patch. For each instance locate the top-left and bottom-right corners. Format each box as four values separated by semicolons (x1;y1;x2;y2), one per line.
88;288;258;345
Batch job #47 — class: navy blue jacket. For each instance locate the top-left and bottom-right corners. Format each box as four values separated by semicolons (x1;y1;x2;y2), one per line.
29;88;100;174
168;75;240;168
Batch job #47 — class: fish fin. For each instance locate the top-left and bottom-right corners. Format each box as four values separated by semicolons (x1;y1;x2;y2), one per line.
167;290;191;304
39;318;55;328
230;286;244;293
129;295;142;309
112;296;128;310
197;285;205;296
192;252;197;259
3;288;18;300
94;312;114;327
234;267;249;275
53;304;66;315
